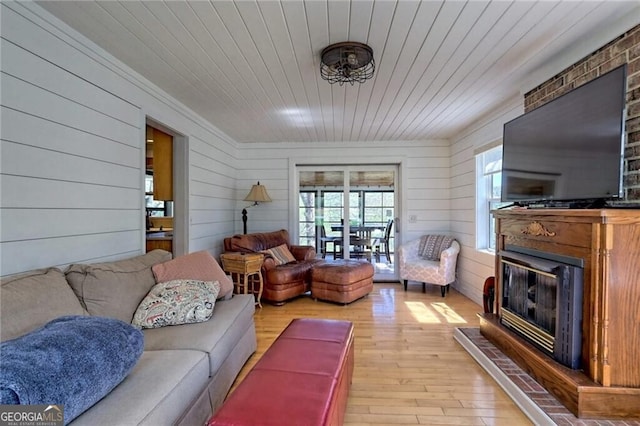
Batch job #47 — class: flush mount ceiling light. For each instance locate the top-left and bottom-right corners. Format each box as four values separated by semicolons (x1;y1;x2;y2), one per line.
320;41;375;86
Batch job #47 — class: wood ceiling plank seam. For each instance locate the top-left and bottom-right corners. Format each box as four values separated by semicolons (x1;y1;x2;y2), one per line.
409;1;600;140
389;1;503;141
358;1;421;142
277;2;323;142
236;1;315;142
183;2;275;140
264;1;324;142
399;3;554;137
206;1;301;143
340;2;375;141
215;0;311;143
42;1;206;114
116;1;227;103
171;5;273;144
190;1;290;143
257;1;321;142
34;0;638;143
364;2;420;140
390;1;540;140
327;0;350;45
365;1;443;142
162;1;258;119
371;1;468;141
327;0;349;141
501;1;621;86
376;1;490;141
389;1;519;141
342;0;374;142
93;0;254;138
329;2;352;142
429;1;606;138
347;0;401;141
152;9;260;135
298;0;333;141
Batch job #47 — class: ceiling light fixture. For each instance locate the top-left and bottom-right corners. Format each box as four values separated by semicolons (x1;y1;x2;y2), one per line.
320;41;375;86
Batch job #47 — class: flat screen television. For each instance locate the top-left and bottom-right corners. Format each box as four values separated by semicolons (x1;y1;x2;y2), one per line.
501;64;627;207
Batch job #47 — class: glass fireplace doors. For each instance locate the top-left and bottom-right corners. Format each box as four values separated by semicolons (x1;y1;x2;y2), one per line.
500;249;584;369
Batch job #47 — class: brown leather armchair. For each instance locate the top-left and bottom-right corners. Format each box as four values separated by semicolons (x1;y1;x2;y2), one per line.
223;229;322;305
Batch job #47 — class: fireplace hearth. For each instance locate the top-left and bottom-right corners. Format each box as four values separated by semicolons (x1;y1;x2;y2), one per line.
500;248;583;369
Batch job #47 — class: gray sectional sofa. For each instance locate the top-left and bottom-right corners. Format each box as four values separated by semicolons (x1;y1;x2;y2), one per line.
0;250;257;425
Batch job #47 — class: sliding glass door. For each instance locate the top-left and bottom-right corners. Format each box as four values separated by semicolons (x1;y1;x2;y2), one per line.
297;165;398;281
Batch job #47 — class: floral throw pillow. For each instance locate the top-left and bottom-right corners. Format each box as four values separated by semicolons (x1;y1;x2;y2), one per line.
132;279;220;329
261;244;296;266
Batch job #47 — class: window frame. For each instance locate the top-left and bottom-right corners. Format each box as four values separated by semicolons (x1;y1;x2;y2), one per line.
476;144;505;253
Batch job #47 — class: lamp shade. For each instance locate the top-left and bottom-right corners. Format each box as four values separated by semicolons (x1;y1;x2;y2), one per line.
244;181;272;204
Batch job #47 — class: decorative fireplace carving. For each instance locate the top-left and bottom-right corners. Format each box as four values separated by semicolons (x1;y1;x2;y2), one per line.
520;221;555;236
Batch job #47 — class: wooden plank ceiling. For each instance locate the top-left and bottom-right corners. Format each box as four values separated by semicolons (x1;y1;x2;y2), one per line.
37;1;640;144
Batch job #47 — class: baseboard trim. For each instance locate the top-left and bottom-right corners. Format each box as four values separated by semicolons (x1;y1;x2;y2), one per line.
453;328;552;426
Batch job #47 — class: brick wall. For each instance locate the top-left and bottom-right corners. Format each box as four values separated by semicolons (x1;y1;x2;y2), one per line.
524;24;640;202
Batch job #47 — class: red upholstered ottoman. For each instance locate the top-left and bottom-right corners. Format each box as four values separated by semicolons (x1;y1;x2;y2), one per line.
311;260;374;304
208;318;354;426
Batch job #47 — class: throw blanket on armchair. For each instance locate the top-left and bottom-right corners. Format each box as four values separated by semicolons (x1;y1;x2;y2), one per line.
0;315;144;425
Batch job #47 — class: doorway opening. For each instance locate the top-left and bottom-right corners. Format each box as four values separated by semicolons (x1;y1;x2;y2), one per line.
297;166;398;281
144;121;188;256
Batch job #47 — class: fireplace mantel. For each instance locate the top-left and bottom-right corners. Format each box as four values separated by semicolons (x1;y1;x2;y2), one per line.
480;208;640;419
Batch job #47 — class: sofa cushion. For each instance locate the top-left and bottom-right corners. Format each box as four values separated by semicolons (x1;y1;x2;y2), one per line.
65;249;172;323
69;349;209;426
0;268;88;341
143;294;255;376
151;251;233;299
261;243;296;265
132;279;220;329
0;315;143;424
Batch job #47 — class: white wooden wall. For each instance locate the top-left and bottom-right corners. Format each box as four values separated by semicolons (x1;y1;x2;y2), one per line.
0;2;238;276
233;141;454;255
449;97;523;304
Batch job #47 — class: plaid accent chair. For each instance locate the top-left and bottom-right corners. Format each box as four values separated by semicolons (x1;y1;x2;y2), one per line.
397;235;460;297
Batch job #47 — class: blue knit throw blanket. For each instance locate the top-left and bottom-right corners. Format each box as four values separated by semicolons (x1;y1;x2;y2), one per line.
0;315;144;425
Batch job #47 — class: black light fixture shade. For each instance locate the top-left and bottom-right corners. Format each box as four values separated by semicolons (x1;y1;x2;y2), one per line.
320;41;375;86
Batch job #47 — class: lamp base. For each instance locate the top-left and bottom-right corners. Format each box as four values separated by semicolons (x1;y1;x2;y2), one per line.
242;208;248;234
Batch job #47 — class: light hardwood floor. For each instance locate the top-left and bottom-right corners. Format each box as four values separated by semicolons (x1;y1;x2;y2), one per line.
231;282;533;426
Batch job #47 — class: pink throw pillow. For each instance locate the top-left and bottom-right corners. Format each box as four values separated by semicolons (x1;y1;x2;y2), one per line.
151;251;233;299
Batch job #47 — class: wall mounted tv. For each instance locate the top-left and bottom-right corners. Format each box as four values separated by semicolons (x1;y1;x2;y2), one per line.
501;64;627;207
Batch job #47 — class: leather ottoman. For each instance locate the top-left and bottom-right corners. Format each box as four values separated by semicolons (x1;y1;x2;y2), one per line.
207;318;354;426
311;260;374;304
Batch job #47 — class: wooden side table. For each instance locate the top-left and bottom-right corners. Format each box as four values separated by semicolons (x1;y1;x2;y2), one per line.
220;252;264;308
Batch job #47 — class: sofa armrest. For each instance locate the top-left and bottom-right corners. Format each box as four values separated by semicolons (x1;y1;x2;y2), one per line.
289;245;316;261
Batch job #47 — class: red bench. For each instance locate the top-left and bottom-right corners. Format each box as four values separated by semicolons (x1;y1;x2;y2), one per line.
207;318;354;426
